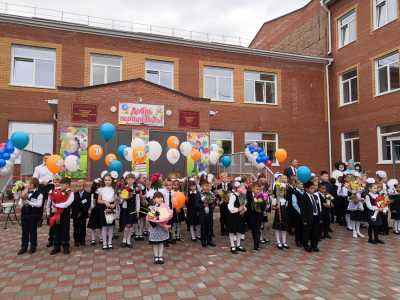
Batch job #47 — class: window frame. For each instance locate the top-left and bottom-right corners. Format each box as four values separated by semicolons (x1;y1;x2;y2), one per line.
244;132;279;166
377;125;400;164
337;9;357;48
203;66;234;102
210;131;234;156
339;68;359;106
10;44;56;89
145;59;174;89
244;71;278;105
373;0;399;30
375;51;400;96
90;54;122;86
341;131;360;163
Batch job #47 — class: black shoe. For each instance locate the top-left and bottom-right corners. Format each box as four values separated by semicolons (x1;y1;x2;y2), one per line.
159;257;164;265
29;248;36;254
312;247;320;252
207;241;216;247
50;248;60;255
121;242;127;248
368;239;377;244
253;247;260;251
153;257;159;264
324;235;332;239
90;240;96;246
46;242;53;248
74;242;80;247
283;244;290;249
328;228;333;232
230;247;238;254
201;242;207;247
375;239;385;244
296;241;302;247
63;248;70;254
126;243;133;248
80;241;86;246
191;238;197;242
277;244;283;250
170;239;176;245
304;246;312;252
17;248;27;255
165;241;170;247
236;246;246;252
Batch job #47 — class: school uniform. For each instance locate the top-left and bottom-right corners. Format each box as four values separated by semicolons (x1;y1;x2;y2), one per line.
316;192;331;238
272;197;288;231
19;189;43;253
390;193;400;233
121;186;140;226
187;191;201;226
72;190;91;246
246;191;265;250
365;192;384;243
299;192;321;252
291;188;304;246
199;191;216;246
98;187;117;227
217;183;229;235
87;190;102;230
336;185;350;226
33;163;54;225
227;192;245;234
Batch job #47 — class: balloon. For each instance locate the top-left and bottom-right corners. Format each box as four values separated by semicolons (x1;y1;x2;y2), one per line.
297;166;312;183
46;154;64;174
209;151;220;165
2;152;10;160
117;145;128;159
167;136;180;149
275;148;288;163
64;139;78;153
88;144;103;161
132;138;145;149
100;123;116;142
256;162;265;170
172;192;186;209
179;142;193;157
105;153;117;166
108;160;123;175
4;142;14;154
266;160;273;167
191;149;201;161
11;132;30;150
210;144;219;153
133;146;147;164
123;147;133;162
64;155;80;172
166;149;180;165
0;143;5;150
147;141;162;162
221;155;231;168
0;159;5;168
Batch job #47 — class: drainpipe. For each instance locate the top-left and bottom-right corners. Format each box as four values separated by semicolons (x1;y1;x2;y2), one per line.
320;0;332;55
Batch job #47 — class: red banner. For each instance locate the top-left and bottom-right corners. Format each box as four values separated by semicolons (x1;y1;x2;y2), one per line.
71;103;97;123
179;110;200;128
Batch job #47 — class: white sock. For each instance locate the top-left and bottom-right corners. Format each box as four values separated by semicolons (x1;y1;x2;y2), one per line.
346;214;352;229
91;229;96;241
236;234;241;247
126;226;132;244
107;226;113;245
196;225;201;237
275;231;281;245
153;245;158;258
190;225;196;239
159;243;164;258
138;218;144;236
101;227;108;247
229;233;236;247
282;231;287;244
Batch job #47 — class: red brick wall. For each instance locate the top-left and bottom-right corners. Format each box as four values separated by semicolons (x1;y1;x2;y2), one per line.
250;0;328;57
328;0;400;176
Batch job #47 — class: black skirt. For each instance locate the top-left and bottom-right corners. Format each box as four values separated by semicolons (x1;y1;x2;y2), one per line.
227;212;245;234
350;210;363;221
121;200;138;225
87;206;102;229
98;204;116;226
187;207;200;226
272;206;288;231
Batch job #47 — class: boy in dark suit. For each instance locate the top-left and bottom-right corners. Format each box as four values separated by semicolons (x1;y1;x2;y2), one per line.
72;180;91;247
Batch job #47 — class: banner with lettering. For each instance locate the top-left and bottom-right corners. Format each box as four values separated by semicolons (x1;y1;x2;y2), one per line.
186;132;209;176
119;103;164;127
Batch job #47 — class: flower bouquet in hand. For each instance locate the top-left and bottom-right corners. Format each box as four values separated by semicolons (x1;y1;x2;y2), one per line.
371;195;390;220
238;185;247;215
146;204;173;230
253;192;268;213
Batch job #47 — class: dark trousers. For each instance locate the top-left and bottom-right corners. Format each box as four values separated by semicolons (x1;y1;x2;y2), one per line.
48;225;56;243
200;212;213;245
381;214;389;234
21;214;39;250
219;204;228;235
250;217;262;250
303;215;320;249
73;217;87;244
293;213;303;245
368;224;379;241
39;184;53;225
321;212;331;237
53;214;70;250
335;198;346;225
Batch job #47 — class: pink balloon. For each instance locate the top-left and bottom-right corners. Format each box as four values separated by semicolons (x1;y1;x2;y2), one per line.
0;143;5;150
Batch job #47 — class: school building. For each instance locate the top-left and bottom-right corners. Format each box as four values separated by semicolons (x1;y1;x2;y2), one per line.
0;0;398;178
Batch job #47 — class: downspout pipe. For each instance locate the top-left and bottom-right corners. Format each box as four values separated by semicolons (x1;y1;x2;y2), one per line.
320;0;332;55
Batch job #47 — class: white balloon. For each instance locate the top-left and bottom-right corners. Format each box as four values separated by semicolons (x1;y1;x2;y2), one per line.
132;138;145;149
110;171;119;179
256;162;266;170
147;141;162;162
166;149;180;165
64;155;80;172
179;141;193;157
210;143;219;153
123;147;133;162
209;151;220;165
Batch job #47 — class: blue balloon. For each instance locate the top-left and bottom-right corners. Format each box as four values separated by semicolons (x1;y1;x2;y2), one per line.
248;145;255;153
117;145;127;158
0;159;5;168
256;157;263;164
257;148;264;153
2;152;10;160
221;155;232;168
264;155;270;162
10;132;29;150
108;160;123;174
297;166;312;183
0;148;4;156
100;123;116;142
5;142;14;154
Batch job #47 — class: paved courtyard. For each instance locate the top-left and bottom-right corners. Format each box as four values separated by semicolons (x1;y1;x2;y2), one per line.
0;219;400;300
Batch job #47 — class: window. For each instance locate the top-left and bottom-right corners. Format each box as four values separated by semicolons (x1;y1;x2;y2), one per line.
376;52;400;95
8;122;54;156
244;71;277;104
91;54;122;85
204;67;233;101
338;10;357;48
378;124;400;163
374;0;398;29
145;60;174;89
210;131;234;155
245;132;278;164
11;45;56;88
341;131;360;163
340;69;358;105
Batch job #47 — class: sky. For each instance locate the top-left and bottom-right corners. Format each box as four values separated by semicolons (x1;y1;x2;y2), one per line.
8;0;310;41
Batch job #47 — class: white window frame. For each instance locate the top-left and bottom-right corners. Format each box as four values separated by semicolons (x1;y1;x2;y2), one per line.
377;126;400;164
10;45;56;89
339;69;358;106
375;51;400;96
341;132;360;163
244;71;278;105
145;60;174;89
210;131;234;155
245;132;279;166
90;54;122;86
338;10;357;48
203;66;234;102
373;0;398;29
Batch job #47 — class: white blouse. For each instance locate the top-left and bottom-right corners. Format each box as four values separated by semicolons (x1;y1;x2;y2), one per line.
99;187;115;203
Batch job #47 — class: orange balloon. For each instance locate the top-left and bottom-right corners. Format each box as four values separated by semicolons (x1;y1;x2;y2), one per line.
275;148;288;163
133;146;147;164
105;153;117;166
46;154;64;174
167;136;179;149
88;144;103;161
172;192;186;209
191;148;201;161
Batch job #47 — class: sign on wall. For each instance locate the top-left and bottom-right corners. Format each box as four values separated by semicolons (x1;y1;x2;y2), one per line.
132;129;149;176
118;103;164;127
72;103;97;123
179;110;200;128
187;132;209;176
60;127;88;178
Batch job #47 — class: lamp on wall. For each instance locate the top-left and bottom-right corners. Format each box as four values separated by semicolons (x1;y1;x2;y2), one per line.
166;109;172;117
110;105;117;113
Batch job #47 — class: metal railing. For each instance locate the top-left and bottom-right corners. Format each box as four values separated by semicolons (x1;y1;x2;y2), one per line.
0;1;252;47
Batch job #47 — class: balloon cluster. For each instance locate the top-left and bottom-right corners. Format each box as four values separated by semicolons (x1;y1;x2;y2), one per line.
0;132;28;176
209;142;224;165
244;143;271;170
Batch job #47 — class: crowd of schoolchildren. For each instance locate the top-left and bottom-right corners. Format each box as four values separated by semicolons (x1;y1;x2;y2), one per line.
15;159;400;264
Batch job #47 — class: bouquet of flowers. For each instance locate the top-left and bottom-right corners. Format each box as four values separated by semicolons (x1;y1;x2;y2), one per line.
371;195;390;220
217;190;229;204
238;185;247;206
12;180;25;194
119;187;132;201
150;173;162;190
48;189;71;227
253;192;267;213
146;204;173;230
